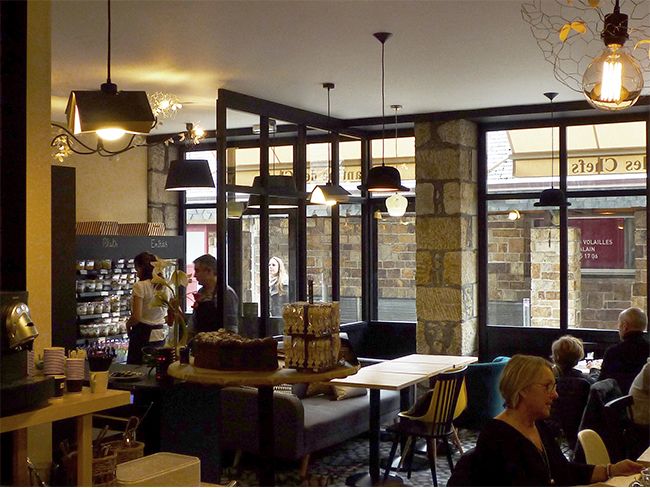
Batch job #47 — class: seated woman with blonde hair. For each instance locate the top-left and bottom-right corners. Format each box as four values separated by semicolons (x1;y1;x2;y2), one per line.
449;354;643;486
551;335;598;383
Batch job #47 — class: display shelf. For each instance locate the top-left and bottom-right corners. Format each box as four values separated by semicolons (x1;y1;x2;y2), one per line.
77;290;130;298
77;268;136;276
76;333;128;344
78;311;129;321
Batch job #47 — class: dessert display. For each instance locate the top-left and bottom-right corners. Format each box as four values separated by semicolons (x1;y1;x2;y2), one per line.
193;329;278;371
283;302;341;372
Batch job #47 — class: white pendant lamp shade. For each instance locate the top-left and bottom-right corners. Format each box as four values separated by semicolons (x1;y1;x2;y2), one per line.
385;193;408;217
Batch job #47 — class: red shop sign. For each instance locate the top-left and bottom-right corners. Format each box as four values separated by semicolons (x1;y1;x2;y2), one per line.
570;218;625;269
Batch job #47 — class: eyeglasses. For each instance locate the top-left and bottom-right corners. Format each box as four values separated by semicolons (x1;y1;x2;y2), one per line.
532;382;557;393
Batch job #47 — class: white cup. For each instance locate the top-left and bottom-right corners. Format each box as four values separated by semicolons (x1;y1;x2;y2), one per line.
90;371;109;394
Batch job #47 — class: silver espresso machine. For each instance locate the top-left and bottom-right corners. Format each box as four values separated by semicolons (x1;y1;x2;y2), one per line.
0;291;53;416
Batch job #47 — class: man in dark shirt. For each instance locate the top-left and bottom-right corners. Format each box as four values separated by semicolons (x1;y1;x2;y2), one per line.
599;307;649;393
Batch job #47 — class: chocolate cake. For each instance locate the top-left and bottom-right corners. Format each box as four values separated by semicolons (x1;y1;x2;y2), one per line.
193;329;278;371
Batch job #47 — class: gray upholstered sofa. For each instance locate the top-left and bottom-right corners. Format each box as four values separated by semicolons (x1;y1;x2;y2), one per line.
219;375;401;477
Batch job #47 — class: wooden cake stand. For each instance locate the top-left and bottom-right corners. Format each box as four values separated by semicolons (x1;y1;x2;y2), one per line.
168;360;359;486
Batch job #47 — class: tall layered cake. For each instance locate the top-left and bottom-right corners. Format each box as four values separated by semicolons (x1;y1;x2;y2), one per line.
193;329;278;371
283;302;341;372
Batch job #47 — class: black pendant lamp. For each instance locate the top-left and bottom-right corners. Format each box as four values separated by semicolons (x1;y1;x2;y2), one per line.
534;92;570;208
310;83;351;206
358;32;408;193
247;175;303;209
65;0;155;141
165;159;215;191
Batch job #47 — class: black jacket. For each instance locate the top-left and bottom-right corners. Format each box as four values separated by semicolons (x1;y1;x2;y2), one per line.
599;331;650;393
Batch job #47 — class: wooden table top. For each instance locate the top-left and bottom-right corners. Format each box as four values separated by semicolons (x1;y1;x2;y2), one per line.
330;368;426;390
0;387;130;433
362;361;451;376
394;354;478;367
168;360;359;387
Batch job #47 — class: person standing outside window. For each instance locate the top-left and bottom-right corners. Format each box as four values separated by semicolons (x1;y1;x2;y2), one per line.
126;252;169;364
190;254;239;336
269;256;288;317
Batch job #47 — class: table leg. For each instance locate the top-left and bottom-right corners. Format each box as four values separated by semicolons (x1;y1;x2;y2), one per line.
257;386;275;486
76;414;93;486
345;389;403;487
11;428;29;486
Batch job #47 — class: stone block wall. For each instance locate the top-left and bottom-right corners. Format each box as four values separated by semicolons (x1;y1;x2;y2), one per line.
147;143;180;235
633;209;647;311
530;227;581;327
581;276;633;328
378;217;416;299
487;216;531;302
415;119;478;356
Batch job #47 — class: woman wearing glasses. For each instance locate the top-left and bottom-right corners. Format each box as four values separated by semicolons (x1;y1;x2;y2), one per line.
450;354;642;486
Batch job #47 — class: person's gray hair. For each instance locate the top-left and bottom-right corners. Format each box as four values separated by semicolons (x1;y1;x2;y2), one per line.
551;335;584;371
619;307;648;332
499;354;553;409
193;254;217;274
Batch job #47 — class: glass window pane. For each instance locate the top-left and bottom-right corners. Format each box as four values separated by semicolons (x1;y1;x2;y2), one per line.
340;140;362;197
487;200;560;328
567;121;646;191
185;207;216;312
240;212;261;337
377;210;416;322
371;137;415;195
568;196;647;330
487;128;559;194
340;204;362;323
307;205;331;301
268;211;297;335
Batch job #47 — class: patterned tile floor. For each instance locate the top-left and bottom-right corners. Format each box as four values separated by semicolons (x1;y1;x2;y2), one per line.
219;428;479;487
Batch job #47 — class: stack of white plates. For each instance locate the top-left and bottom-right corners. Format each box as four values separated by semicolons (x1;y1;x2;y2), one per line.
43;347;65;375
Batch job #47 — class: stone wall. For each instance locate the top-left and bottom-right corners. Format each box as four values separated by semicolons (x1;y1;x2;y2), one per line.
415;120;478;356
530;227;581;328
633;209;648;311
148;143;180;235
487;216;530;302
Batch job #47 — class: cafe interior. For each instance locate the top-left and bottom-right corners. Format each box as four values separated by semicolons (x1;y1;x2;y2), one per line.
2;0;649;486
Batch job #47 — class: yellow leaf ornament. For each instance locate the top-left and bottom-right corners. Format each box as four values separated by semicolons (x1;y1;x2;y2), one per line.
635;39;650;59
559;20;586;41
588;0;599;7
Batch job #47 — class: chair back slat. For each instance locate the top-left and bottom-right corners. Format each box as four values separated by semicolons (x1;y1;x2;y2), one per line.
420;366;467;435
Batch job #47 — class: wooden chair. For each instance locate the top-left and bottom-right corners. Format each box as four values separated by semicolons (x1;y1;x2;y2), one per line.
382;366;467;487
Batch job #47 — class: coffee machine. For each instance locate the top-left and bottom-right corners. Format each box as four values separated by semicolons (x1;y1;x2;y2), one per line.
0;291;53;416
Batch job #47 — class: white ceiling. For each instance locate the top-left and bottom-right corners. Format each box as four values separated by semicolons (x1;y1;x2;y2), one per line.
50;0;640;136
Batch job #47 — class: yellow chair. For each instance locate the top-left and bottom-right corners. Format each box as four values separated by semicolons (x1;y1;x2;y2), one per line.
383;366;467;487
577;429;610;466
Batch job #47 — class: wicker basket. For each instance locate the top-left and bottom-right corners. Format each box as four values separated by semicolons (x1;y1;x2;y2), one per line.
106;440;145;464
62;449;118;486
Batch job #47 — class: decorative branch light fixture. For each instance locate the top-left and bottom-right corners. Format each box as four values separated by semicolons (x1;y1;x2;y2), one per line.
358;32;409;193
522;0;649;111
534;92;571;208
65;0;155;145
385;104;408;217
165;123;214;191
310;83;351;206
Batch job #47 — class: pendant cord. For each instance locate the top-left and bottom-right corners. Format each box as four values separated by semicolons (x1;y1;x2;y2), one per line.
327;85;332;184
107;0;111;84
381;40;386;167
551;100;554;188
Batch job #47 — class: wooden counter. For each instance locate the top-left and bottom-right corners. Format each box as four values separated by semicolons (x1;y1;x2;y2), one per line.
0;387;130;486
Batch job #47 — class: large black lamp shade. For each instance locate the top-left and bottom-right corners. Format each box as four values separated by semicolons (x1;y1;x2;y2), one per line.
247;175;303;209
66;89;155;136
358;165;408;193
165;159;215;191
534;188;571;207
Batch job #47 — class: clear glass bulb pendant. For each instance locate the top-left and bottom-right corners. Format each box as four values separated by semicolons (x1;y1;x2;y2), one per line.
582;44;643;111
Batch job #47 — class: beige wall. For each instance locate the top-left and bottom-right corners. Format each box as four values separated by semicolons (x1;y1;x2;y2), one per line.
26;0;53;468
58;147;148;222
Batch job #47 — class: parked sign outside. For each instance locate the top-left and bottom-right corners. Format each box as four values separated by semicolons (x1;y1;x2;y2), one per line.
570;218;626;269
